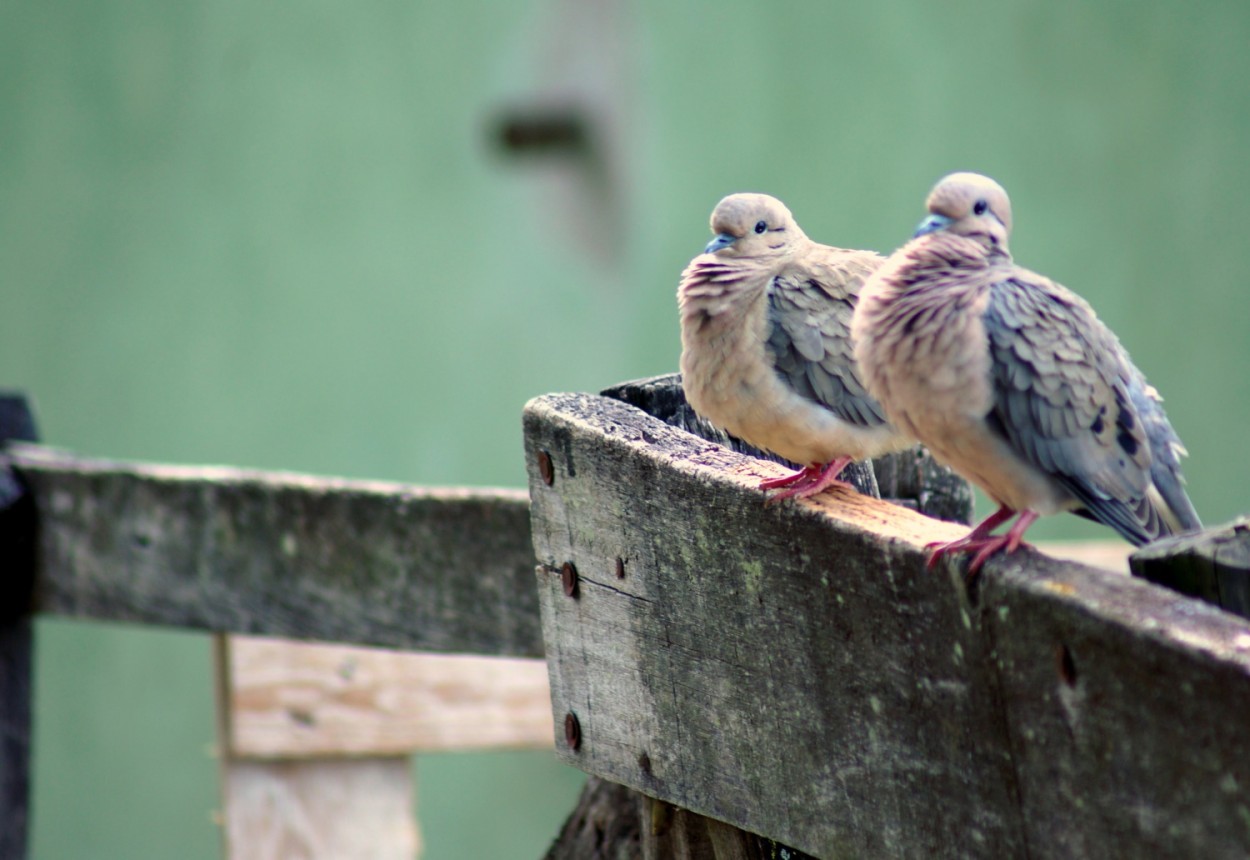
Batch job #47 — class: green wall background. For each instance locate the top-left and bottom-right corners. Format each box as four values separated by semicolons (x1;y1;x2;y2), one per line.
3;1;1248;856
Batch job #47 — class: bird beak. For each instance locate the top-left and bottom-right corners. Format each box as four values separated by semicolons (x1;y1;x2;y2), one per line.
704;233;738;254
913;213;953;238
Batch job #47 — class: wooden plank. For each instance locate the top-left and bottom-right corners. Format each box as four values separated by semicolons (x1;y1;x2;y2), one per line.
523;390;1250;859
220;757;419;860
0;393;39;860
9;445;541;657
220;636;552;758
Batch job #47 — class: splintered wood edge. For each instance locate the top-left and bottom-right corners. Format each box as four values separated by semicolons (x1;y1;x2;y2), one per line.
218;636;554;759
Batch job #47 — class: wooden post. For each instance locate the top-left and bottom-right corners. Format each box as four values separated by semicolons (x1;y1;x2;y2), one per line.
0;393;38;860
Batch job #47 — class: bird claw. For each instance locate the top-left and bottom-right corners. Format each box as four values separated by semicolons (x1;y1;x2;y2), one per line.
925;505;1028;572
925;531;1034;574
758;470;812;491
763;476;854;505
759;457;854;504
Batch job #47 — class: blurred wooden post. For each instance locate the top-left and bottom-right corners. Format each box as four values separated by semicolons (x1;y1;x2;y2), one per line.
0;393;38;860
213;636;553;860
1131;519;1250;618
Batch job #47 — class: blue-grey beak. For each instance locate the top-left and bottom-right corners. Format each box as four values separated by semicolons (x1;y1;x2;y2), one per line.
704;233;737;254
913;213;953;238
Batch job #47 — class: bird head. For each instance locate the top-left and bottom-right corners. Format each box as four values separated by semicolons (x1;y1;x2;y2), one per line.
703;193;807;259
915;172;1013;252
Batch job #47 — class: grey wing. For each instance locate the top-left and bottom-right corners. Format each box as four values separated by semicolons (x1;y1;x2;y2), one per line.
1127;373;1202;533
765;271;889;429
984;273;1178;545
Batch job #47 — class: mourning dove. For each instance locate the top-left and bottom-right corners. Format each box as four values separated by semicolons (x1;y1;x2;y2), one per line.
852;172;1201;571
678;193;912;501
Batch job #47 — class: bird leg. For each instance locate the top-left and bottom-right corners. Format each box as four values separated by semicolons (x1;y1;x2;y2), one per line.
926;506;1040;573
759;456;854;503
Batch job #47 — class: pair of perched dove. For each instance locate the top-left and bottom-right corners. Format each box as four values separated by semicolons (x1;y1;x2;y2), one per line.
678;173;1201;571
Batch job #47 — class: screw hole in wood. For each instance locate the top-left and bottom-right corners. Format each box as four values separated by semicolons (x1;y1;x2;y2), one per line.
1057;643;1078;687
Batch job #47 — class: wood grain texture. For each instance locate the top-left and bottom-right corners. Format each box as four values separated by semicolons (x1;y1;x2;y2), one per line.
221;757;418;860
221;636;552;758
9;445;541;657
524;390;1250;859
985;552;1250;859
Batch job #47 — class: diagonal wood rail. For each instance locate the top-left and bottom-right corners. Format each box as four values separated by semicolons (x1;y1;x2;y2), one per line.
523;387;1250;859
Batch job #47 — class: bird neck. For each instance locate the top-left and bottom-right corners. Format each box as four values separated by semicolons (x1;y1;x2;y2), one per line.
678;254;777;321
902;233;1009;283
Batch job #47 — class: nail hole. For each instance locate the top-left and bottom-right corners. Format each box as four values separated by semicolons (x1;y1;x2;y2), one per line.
638;751;652;776
564;712;582;751
561;562;579;598
1057;644;1078;687
615;557;626;579
537;450;554;486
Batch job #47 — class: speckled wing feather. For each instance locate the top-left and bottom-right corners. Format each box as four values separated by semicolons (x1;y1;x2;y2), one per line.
983;272;1189;544
766;252;889;430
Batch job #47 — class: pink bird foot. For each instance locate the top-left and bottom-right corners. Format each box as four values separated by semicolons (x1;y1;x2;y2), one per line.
759;456;854;503
926;506;1040;574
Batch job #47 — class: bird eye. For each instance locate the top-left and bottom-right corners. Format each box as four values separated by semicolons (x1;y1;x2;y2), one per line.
973;199;988;216
754;220;767;234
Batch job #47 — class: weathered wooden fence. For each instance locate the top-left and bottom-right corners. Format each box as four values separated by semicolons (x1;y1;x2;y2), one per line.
3;379;1249;859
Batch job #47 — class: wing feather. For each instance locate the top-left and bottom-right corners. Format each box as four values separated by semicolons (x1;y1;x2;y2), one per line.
983;272;1195;545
